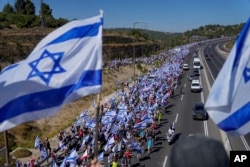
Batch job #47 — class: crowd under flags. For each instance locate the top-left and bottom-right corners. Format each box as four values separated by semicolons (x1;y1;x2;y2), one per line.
205;17;250;136
0;10;104;132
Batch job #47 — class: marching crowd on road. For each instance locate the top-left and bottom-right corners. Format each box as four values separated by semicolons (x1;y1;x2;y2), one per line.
16;44;194;167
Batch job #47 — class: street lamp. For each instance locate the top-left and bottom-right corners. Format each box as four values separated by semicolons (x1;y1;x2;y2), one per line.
133;21;144;81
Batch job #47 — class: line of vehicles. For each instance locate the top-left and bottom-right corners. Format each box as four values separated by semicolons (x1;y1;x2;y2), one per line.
182;53;208;121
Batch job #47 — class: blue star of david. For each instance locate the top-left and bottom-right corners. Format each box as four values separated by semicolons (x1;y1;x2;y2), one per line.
27;49;66;85
243;67;250;83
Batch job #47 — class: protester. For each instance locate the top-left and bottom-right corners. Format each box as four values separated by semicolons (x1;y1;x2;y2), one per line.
43;137;51;157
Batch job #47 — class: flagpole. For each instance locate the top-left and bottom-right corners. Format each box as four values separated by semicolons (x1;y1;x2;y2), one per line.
94;93;100;160
4;130;10;166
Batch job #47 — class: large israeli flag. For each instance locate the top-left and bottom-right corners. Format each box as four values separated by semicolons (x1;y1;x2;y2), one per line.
0;11;104;132
205;18;250;136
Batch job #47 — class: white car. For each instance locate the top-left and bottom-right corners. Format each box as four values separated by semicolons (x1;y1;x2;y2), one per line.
182;63;189;70
191;80;201;92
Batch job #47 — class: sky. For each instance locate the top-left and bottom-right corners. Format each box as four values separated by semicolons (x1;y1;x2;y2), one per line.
0;0;250;32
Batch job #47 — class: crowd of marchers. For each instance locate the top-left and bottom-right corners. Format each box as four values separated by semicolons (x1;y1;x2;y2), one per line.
16;43;194;167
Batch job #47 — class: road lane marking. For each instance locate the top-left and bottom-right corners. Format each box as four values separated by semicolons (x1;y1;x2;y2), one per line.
180;94;183;101
163;155;168;167
175;113;179;123
184;83;186;87
241;136;250;151
204;121;208;136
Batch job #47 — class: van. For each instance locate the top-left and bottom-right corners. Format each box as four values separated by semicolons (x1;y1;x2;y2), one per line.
193;58;201;69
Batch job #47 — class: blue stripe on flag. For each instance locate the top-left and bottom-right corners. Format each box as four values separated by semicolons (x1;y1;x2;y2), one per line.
233;18;250;70
0;70;101;122
218;102;250;131
0;63;19;74
46;21;102;46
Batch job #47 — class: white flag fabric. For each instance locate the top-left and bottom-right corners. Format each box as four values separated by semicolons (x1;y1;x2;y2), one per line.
66;149;79;164
40;147;48;160
205;18;250;136
98;152;104;162
34;136;41;149
0;11;104;132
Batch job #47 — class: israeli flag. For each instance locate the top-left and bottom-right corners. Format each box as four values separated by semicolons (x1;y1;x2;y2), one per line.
34;136;41;149
0;11;104;132
66;149;79;164
52;160;58;167
205;17;250;136
134;120;148;129
40;147;48;160
60;158;66;167
98;152;104;161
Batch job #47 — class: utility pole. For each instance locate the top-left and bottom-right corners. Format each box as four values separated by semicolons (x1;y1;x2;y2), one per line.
4;131;10;167
40;0;44;27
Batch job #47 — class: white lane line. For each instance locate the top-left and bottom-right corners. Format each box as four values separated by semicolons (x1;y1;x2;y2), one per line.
199;52;209;137
175;113;179;123
163;155;168;167
184;83;186;88
204;121;209;136
241;136;250;151
180;94;183;101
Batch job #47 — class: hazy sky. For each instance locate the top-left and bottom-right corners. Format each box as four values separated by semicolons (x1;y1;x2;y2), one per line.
0;0;250;32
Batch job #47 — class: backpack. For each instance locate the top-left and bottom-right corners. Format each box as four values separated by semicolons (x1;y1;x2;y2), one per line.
121;143;126;150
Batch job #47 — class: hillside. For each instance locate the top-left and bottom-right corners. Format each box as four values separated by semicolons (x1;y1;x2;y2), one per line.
0;27;159;154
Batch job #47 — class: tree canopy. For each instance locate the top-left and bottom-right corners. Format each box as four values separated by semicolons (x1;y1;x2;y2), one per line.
0;0;68;28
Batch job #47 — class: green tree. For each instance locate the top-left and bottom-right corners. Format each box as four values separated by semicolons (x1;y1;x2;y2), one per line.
14;0;25;14
2;3;14;14
41;2;53;16
40;2;53;27
24;0;35;15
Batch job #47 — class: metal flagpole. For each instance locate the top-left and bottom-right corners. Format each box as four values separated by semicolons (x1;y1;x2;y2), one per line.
94;10;103;161
94;93;101;159
4;130;10;166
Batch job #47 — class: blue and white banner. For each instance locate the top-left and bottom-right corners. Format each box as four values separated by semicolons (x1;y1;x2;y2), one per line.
40;147;48;160
98;152;104;161
0;11;104;132
66;149;79;164
205;18;250;136
34;136;41;149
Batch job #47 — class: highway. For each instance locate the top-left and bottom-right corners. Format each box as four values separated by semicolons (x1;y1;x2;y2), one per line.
136;38;250;167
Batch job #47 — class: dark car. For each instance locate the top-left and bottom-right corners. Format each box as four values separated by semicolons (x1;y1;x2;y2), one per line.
192;102;208;120
193;69;200;76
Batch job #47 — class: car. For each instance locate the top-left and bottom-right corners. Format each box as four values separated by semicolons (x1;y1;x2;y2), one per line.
182;63;189;70
191;79;201;92
193;69;200;76
192;102;208;120
193;53;198;58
